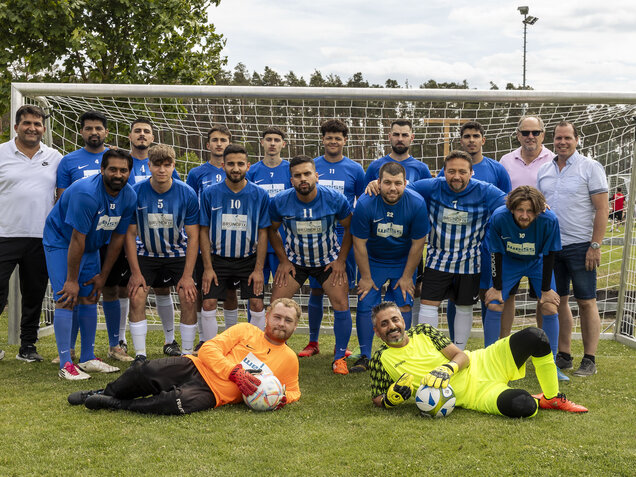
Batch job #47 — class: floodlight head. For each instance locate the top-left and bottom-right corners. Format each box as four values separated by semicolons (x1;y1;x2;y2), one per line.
518;6;529;15
524;15;539;25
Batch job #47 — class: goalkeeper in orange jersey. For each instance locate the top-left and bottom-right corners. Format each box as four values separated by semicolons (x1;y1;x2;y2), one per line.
67;298;301;414
369;302;588;417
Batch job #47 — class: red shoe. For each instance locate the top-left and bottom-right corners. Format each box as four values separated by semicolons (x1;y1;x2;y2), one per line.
532;393;588;413
332;357;349;375
298;342;320;357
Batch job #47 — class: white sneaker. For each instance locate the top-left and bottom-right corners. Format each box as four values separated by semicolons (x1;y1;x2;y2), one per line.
78;358;120;374
0;349;5;360
59;361;91;380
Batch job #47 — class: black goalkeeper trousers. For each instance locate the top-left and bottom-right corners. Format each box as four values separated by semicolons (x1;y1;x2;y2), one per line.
104;357;216;415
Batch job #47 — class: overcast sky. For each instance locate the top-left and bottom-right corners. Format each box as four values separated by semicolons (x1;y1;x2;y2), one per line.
209;0;636;92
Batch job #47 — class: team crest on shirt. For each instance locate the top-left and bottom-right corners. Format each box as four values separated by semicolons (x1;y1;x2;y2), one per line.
442;208;469;225
96;215;121;231
222;214;248;231
148;213;174;229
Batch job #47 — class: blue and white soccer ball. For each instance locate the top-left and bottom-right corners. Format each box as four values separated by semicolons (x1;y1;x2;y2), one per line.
415;384;456;418
243;373;285;412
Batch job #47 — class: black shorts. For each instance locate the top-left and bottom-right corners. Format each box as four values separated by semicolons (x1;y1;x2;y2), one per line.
611;210;623;221
202;254;263;301
138;256;189;288
509;279;538;299
100;245;131;287
291;264;333;287
420;267;480;306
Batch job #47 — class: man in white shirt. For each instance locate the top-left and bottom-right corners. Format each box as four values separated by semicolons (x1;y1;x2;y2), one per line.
0;105;62;362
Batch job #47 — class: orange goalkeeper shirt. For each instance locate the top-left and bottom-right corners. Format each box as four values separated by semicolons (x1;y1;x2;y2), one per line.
187;323;301;408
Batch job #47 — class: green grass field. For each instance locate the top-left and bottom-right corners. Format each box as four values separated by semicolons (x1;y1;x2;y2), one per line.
1;314;635;477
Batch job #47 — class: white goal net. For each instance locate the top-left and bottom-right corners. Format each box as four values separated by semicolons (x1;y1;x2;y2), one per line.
8;84;636;346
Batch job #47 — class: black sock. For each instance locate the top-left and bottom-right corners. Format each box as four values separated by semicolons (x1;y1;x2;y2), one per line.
557;351;572;361
583;354;595;363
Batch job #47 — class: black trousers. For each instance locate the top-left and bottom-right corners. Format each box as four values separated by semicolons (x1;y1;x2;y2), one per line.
0;237;49;347
104;357;216;415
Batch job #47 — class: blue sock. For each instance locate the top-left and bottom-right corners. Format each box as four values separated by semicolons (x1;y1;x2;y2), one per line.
70;308;79;349
355;310;374;358
333;310;352;360
308;294;324;343
102;299;120;347
54;308;74;369
480;301;488;325
484;309;502;347
402;310;413;329
447;300;456;341
247;308;252;323
77;303;98;363
541;313;559;358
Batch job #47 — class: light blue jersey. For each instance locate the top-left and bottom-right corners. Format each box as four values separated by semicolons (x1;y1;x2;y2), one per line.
269;185;351;267
200;181;271;258
43;173;136;252
351;189;430;265
408;177;505;274
186;162;226;201
364;155;432;187
132;179;199;258
56;148;104;189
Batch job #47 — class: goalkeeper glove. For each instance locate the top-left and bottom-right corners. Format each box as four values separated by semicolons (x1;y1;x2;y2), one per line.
275;395;288;410
382;373;414;409
421;362;459;389
229;364;261;395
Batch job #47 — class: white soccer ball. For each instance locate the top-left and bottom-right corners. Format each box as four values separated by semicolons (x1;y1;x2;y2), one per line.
243;373;285;412
415;384;456;418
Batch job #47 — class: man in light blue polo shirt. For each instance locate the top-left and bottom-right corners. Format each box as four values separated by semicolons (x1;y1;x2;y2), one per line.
537;121;609;377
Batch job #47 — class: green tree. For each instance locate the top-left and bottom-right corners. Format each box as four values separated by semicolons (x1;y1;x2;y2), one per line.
0;0;226;117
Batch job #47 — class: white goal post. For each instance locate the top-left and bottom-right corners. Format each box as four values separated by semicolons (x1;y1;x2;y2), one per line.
8;82;636;347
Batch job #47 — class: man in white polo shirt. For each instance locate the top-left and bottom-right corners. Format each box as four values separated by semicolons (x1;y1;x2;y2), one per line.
537;121;609;377
0;105;62;362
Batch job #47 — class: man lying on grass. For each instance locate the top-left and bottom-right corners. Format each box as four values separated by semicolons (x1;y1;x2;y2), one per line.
67;298;301;415
369;301;587;417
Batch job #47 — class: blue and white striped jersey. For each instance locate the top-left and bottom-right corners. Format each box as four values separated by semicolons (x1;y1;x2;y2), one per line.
186;162;226;201
408;177;505;274
132;179;199;258
269;185;352;267
199;181;271;258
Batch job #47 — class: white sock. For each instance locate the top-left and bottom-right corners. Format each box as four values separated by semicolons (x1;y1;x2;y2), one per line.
250;309;266;330
197;311;203;337
411;300;421;325
119;298;129;343
180;323;197;355
454;305;473;350
418;304;439;327
200;309;218;341
224;308;238;328
129;320;147;357
155;294;175;343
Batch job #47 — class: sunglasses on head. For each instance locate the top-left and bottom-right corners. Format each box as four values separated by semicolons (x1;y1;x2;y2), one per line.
519;130;543;137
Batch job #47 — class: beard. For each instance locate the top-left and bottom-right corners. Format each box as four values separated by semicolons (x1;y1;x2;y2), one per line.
391;144;409;155
103;175;126;192
227;172;246;184
295;182;316;196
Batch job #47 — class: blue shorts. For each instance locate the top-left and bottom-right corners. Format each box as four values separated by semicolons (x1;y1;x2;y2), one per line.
44;246;101;298
500;256;555;301
554;242;596;300
262;252;280;284
309;247;356;289
357;260;415;312
480;249;493;290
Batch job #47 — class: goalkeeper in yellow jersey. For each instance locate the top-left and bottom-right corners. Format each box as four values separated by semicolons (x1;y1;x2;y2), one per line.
369;302;587;416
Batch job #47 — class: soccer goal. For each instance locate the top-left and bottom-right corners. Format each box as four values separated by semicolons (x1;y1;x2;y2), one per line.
8;83;636;347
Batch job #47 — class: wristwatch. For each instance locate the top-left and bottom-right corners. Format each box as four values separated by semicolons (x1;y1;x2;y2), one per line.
590;242;601;249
